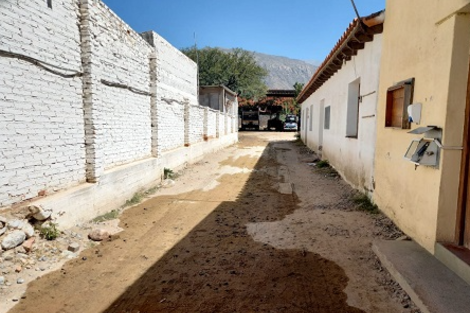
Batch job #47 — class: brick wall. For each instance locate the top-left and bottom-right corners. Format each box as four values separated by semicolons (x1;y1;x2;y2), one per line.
206;109;218;139
0;0;85;206
140;31;198;154
219;113;226;137
0;0;237;210
187;104;205;145
81;0;152;173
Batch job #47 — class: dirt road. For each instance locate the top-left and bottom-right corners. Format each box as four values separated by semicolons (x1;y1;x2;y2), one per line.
7;132;418;313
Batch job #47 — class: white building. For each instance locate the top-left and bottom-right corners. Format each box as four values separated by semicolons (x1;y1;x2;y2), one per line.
298;11;384;193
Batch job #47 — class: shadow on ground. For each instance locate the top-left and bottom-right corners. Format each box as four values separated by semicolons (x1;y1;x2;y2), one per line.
10;137;365;313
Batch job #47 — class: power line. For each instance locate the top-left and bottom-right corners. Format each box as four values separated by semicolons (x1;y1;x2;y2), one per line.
349;0;361;20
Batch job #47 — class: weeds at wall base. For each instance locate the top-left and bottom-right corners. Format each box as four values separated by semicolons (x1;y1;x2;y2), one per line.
144;186;159;196
316;160;330;168
93;209;120;223
122;192;144;208
352;193;380;214
164;167;174;179
311;159;339;178
120;183;161;210
93;179;163;222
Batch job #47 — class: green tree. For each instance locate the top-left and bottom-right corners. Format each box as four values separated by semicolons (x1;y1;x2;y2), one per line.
287;82;305;115
293;82;304;97
181;47;268;100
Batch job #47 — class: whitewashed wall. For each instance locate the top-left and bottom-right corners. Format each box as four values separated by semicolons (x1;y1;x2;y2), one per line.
187;104;205;145
85;0;152;171
141;31;198;154
219;113;226;137
301;35;382;193
206;109;218;139
0;0;85;206
0;0;238;214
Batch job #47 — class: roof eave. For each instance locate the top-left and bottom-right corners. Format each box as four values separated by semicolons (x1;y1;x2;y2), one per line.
297;10;385;104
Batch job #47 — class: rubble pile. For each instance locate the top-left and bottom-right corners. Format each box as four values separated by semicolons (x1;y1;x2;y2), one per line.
0;204;119;304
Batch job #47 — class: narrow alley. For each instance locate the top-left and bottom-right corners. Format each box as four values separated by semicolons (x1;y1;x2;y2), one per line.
6;132;418;313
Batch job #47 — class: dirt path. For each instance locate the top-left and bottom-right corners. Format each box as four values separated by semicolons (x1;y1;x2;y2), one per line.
7;132;418;313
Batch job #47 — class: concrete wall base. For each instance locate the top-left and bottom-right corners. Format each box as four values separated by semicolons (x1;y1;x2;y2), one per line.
373;240;470;313
28;133;238;229
435;243;470;286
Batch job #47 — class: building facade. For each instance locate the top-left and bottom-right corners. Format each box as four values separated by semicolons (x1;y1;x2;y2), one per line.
298;12;384;194
0;0;238;227
373;0;470;284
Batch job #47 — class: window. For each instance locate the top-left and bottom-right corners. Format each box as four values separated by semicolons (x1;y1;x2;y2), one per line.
385;78;415;129
306;108;309;132
302;109;306;130
309;105;313;131
324;106;330;130
346;78;360;138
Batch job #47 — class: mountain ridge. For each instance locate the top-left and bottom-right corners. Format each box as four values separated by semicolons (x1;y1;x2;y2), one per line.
221;48;318;90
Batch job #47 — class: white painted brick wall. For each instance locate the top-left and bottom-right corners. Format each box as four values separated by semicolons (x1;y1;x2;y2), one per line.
219;113;226;137
0;0;81;68
0;0;236;210
207;110;218;138
158;100;185;151
86;0;152;170
140;31;198;153
0;0;85;207
188;105;205;144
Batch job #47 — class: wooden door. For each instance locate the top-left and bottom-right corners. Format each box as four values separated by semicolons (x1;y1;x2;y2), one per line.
457;61;470;248
463;185;470;248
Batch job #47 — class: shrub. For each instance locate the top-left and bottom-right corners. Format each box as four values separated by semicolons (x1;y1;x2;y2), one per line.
164;168;174;179
40;223;60;240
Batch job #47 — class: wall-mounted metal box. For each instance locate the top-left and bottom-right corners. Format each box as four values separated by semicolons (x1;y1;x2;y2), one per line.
404;126;442;168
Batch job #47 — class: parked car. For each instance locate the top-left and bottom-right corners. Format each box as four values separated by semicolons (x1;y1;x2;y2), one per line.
283;114;298;131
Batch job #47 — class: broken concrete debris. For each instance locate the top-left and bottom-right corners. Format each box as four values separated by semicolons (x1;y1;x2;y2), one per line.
68;242;80;253
1;204;122;306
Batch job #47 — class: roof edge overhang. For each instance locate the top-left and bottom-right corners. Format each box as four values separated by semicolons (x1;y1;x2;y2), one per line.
297;10;385;104
200;84;237;97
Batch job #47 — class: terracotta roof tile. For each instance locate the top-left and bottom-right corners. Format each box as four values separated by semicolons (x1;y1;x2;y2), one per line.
297;10;385;103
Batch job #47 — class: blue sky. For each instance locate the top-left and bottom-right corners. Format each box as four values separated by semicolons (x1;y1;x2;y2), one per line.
102;0;385;63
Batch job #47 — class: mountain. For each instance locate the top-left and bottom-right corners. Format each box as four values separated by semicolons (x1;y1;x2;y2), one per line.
251;51;318;90
221;48;318;90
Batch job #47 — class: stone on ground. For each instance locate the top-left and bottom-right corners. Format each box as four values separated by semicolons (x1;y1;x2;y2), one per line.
68;242;80;253
22;237;36;252
88;229;109;241
1;230;26;250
